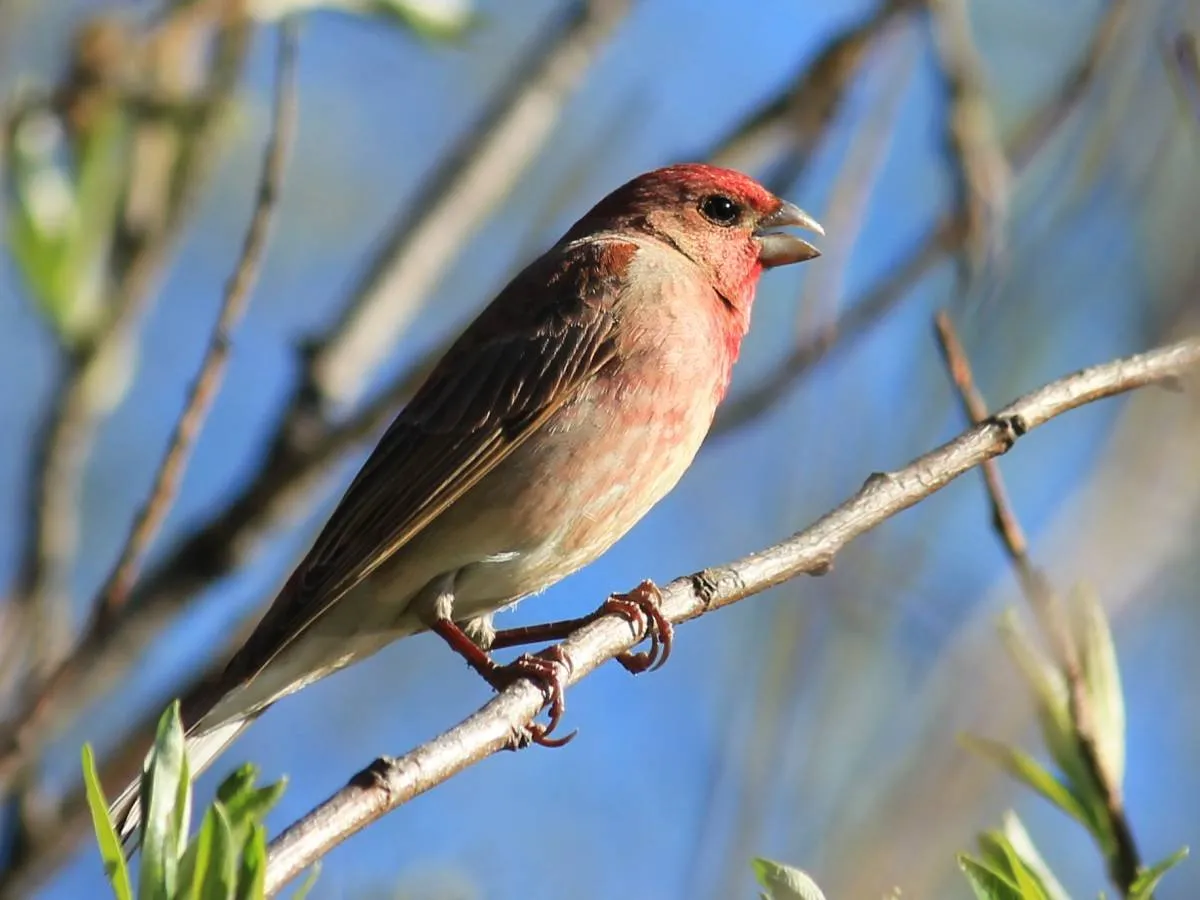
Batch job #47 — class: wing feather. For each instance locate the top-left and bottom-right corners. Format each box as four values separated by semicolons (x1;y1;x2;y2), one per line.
225;238;634;683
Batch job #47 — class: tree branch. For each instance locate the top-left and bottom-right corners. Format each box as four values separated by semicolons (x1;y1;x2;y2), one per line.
302;0;631;413
263;335;1200;895
925;0;1010;274
933;311;1143;895
0;0;1137;852
709;0;921;186
3;8;251;681
93;18;298;624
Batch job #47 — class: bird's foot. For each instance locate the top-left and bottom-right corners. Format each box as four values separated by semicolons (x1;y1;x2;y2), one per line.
487;646;575;748
428;617;575;748
603;579;673;674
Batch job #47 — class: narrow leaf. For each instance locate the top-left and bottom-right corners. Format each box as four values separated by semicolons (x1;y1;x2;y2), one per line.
960;735;1097;836
976;832;1047;900
81;744;134;900
1072;584;1126;788
998;610;1091;796
235;824;268;900
139;701;188;900
198;803;237;900
1001;812;1069;900
751;857;827;900
291;863;321;900
1129;846;1189;900
958;854;1025;900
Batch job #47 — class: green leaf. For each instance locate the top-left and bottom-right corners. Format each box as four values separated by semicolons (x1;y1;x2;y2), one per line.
235;823;268;900
1000;812;1069;900
4;101;121;345
1072;584;1126;788
214;764;286;845
290;863;321;900
139;701;189;900
959;854;1026;900
197;803;237;900
247;0;476;41
751;858;827;900
81;744;134;900
1129;846;1189;900
998;611;1092;800
975;832;1047;900
960;735;1098;836
178;806;213;900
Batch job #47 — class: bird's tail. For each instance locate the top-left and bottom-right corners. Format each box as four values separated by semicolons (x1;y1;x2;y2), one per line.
110;713;261;850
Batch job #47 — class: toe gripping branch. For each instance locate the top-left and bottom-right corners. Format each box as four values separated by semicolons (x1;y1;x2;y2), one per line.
430;618;575;748
434;580;673;748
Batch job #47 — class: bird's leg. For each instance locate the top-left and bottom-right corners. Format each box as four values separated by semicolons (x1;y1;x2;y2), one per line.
429;617;575;748
490;580;673;675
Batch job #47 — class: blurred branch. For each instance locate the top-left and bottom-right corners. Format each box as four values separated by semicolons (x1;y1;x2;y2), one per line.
263;336;1200;894
0;0;628;794
1006;0;1132;170
0;0;1135;853
4;8;251;682
933;311;1143;895
709;0;921;189
92;18;298;625
1166;31;1200;127
925;0;1010;275
710;215;964;438
303;0;631;413
712;0;1131;441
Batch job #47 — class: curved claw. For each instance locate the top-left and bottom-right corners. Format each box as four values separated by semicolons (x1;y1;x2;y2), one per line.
605;580;674;675
497;646;574;748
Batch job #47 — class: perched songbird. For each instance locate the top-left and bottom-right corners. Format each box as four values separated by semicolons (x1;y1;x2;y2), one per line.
110;163;822;841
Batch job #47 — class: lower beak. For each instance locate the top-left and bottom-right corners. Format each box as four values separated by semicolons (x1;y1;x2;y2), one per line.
755;200;824;267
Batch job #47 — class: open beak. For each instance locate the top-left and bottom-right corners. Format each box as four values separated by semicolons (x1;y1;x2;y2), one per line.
755;200;824;268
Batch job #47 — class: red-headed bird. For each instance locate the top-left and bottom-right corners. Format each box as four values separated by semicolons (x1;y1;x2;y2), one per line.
111;163;822;841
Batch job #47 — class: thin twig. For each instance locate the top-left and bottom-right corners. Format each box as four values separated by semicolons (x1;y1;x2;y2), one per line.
262;336;1200;893
93;20;298;624
925;0;1010;275
932;311;1144;895
1007;0;1132;170
0;0;1134;829
711;215;964;437
713;0;1130;443
303;0;631;413
710;0;920;188
5;10;251;681
1166;32;1200;127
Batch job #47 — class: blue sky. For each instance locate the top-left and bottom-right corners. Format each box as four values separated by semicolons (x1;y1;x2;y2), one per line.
1;0;1198;897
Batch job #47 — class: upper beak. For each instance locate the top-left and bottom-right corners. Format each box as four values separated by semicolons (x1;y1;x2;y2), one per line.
754;200;824;268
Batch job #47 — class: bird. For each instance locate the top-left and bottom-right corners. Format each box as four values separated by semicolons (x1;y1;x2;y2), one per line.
109;162;822;843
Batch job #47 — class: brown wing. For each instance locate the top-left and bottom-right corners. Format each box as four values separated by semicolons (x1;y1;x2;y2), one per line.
227;238;635;683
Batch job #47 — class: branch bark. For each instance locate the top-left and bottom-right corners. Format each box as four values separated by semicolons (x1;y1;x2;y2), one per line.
93;18;298;623
933;311;1143;895
262;335;1200;895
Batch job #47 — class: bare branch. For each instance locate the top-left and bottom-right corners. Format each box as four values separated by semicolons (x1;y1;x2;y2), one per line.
711;0;1131;443
932;311;1143;894
710;0;920;187
0;0;1136;831
925;0;1010;273
710;215;963;438
304;0;631;412
93;19;298;623
1007;0;1132;170
4;10;251;680
263;336;1200;893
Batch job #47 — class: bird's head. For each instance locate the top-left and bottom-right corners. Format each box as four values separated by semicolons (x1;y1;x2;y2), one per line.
567;163;823;311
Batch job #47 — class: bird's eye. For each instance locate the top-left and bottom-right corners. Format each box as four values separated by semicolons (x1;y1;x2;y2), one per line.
699;194;741;226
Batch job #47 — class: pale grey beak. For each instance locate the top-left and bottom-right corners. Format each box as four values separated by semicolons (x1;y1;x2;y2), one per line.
755;200;824;268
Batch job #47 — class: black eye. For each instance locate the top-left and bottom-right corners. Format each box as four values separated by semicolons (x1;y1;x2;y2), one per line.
700;194;741;226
